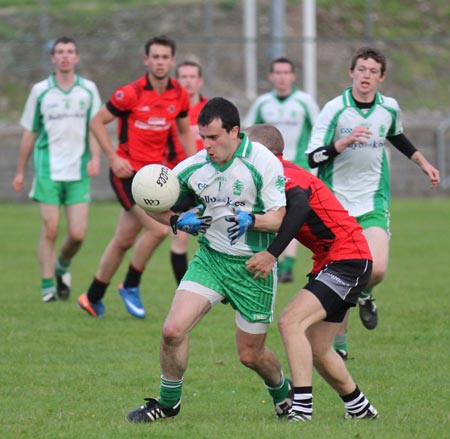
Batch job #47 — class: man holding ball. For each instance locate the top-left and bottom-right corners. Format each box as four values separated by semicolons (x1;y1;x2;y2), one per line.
126;97;291;423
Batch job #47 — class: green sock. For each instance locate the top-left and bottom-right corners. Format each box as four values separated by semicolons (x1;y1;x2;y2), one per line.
359;288;373;300
333;330;348;352
279;256;295;274
55;256;70;276
41;278;56;296
265;372;290;404
159;375;183;407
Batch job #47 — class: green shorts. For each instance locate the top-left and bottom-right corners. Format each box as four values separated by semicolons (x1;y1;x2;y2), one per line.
30;176;91;206
181;245;277;324
355;209;390;233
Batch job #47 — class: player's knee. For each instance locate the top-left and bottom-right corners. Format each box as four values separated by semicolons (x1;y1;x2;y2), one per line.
238;347;260;369
43;224;59;241
69;228;86;243
162;320;186;345
370;264;387;286
113;233;136;252
278;313;298;339
154;225;170;241
144;220;170;242
41;215;59;240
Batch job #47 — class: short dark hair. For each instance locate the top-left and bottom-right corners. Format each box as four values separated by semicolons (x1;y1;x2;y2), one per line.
176;60;203;78
145;35;176;56
198;97;240;133
350;46;387;75
270;57;295;73
51;36;78;54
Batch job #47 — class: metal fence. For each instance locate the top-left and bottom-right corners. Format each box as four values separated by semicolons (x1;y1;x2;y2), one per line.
1;1;449;200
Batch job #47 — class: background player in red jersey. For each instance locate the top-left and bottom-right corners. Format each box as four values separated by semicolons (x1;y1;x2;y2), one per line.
245;124;378;422
78;35;196;318
166;60;208;165
165;60;208;284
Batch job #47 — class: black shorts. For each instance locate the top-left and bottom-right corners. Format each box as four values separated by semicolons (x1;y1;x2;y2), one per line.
109;169;136;211
304;259;372;323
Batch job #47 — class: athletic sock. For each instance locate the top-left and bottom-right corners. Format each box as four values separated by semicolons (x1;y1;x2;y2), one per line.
41;278;56;297
279;256;295;274
334;330;349;352
159;375;183;407
265;372;290;404
123;264;143;288
55;256;70;276
86;277;109;302
359;288;373;300
170;252;188;284
291;386;313;420
341;385;371;417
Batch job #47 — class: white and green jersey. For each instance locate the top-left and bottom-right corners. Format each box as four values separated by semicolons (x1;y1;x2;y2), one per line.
173;133;286;256
20;73;101;181
306;88;403;217
243;87;319;168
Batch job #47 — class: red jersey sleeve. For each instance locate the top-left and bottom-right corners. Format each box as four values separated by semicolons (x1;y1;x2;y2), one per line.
107;83;139;116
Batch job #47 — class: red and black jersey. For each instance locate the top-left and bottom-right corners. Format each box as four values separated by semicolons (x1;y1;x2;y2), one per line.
166;95;208;169
269;156;372;273
106;75;190;171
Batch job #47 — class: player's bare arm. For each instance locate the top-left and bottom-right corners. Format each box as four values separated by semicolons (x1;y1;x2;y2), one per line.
12;130;36;191
90;106;134;178
411;151;440;188
388;133;440;189
87;132;101;178
253;207;286;232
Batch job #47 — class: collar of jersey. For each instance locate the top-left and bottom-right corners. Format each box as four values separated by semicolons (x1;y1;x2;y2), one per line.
206;133;252;171
48;73;81;93
273;86;298;101
343;87;384;108
144;75;175;90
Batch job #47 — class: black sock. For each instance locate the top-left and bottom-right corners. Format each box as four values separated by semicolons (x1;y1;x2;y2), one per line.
87;277;109;302
123;264;143;288
170;252;188;284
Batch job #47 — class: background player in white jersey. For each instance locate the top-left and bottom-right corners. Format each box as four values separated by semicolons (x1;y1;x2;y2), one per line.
12;36;101;302
243;57;320;283
306;46;440;359
126;97;291;423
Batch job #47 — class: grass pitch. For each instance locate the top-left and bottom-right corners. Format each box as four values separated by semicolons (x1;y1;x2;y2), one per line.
1;199;449;439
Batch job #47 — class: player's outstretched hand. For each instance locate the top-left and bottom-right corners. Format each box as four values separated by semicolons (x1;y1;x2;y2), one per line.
171;205;212;236
225;209;255;245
